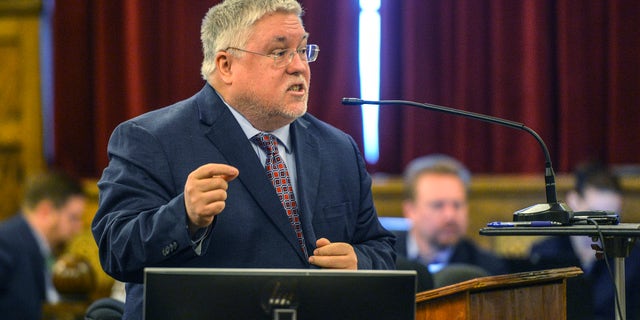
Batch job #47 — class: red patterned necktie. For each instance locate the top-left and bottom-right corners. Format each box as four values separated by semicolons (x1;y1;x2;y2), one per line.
251;133;308;257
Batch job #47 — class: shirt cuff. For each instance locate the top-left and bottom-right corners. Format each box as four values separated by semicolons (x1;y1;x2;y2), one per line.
189;225;211;256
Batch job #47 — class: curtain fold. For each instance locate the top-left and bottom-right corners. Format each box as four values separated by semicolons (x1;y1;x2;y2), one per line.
52;0;640;178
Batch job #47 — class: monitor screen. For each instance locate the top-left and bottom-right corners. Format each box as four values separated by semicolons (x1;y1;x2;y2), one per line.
143;268;417;320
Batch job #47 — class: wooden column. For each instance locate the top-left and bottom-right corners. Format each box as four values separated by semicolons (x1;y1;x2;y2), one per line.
0;0;45;221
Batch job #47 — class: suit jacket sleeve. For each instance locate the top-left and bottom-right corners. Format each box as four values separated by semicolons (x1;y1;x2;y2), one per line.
92;119;199;283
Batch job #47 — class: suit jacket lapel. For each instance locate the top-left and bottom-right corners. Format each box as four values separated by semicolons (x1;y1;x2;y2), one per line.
196;86;307;260
291;118;321;249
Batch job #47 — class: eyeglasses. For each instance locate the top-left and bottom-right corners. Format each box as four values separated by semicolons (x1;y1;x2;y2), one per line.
226;44;319;68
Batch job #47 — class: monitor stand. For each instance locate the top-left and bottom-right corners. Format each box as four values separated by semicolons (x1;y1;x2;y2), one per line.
602;236;636;320
273;308;297;320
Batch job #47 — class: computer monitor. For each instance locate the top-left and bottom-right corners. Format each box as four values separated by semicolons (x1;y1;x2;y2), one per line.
143;268;417;320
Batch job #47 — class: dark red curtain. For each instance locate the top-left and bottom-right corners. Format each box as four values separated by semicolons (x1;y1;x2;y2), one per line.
53;0;640;178
53;0;218;177
377;0;640;174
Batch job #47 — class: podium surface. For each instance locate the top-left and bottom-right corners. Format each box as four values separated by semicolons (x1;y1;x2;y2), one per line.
479;222;640;237
415;267;582;320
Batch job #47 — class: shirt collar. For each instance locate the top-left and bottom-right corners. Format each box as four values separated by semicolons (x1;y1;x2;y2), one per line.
406;232;454;265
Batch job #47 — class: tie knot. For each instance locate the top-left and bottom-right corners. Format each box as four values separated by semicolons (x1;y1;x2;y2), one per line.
251;133;279;155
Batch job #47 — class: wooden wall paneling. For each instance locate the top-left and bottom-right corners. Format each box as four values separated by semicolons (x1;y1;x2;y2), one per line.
372;174;640;257
0;1;45;221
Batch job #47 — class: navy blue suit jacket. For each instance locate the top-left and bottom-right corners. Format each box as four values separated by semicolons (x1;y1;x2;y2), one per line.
92;84;396;319
0;215;47;320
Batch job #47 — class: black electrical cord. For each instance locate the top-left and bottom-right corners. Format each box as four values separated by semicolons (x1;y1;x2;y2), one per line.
587;218;624;319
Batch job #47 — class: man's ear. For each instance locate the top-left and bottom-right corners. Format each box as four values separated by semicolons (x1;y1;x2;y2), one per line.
215;51;234;84
34;199;55;219
402;200;415;220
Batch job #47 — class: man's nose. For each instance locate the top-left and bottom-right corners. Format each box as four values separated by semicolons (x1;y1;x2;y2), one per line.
286;51;307;72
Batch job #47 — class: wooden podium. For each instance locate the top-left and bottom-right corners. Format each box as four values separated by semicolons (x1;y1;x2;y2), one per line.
415;267;583;320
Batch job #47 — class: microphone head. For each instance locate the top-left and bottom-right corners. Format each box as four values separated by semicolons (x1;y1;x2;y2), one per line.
341;97;364;105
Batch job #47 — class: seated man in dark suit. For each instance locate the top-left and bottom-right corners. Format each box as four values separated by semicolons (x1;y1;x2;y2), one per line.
0;171;86;320
395;154;508;284
529;162;640;320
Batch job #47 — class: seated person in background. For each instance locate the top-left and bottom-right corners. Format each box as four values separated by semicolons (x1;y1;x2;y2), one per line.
395;254;435;292
395;154;508;286
0;171;86;320
529;161;640;320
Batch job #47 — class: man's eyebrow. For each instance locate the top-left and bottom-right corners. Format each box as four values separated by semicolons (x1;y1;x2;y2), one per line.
271;33;309;44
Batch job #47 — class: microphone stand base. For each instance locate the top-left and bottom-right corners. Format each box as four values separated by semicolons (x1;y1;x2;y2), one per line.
513;202;574;224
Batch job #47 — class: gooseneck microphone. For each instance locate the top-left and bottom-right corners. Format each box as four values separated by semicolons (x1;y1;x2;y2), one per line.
342;97;573;224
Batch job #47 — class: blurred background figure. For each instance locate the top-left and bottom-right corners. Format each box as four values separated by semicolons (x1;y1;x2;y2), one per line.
529;161;640;320
0;171;86;320
395;154;508;288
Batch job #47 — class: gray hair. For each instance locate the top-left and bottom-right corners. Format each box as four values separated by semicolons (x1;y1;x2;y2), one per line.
200;0;304;79
403;154;471;200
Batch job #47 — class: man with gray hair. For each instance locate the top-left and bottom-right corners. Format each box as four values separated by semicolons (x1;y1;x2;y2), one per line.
395;154;507;281
92;1;396;318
